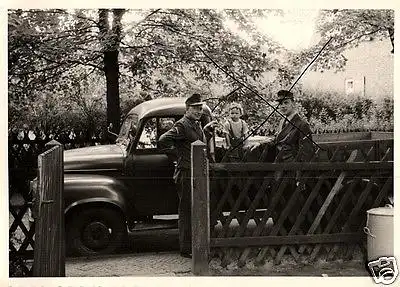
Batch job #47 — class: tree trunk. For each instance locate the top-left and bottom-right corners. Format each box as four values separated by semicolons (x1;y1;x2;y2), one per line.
98;9;125;133
104;49;120;133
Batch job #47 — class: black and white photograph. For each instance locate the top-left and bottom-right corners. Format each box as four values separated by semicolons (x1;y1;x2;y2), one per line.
5;3;397;285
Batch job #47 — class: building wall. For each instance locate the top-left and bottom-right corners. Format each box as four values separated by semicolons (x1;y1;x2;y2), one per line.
300;39;394;100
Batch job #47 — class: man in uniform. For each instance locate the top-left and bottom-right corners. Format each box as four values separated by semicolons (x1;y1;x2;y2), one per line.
158;93;217;258
273;90;316;232
249;89;315;163
274;89;314;163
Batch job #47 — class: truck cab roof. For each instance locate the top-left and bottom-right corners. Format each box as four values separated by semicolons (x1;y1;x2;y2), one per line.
127;97;212;120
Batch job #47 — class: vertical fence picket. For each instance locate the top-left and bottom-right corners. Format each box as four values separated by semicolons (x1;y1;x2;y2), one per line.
191;140;210;275
33;141;65;277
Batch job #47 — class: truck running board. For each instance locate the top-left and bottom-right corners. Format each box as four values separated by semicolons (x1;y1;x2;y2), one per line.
129;219;178;232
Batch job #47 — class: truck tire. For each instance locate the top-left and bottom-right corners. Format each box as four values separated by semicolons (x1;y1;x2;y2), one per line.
66;207;127;256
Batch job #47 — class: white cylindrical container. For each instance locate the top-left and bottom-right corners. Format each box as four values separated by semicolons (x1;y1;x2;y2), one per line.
364;206;394;261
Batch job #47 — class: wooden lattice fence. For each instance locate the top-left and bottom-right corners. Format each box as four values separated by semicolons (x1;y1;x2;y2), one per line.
9;203;35;276
8;131;109;277
191;139;393;274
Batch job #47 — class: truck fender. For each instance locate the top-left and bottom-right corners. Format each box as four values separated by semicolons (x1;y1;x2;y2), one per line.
64;174;131;221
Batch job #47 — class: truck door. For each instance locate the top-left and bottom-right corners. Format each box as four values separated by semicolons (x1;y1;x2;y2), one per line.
124;117;178;216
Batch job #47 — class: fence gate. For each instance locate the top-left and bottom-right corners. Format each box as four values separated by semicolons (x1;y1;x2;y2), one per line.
33;140;65;277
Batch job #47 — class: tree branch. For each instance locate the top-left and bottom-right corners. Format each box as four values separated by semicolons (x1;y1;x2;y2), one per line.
141;9;162;22
331;28;383;50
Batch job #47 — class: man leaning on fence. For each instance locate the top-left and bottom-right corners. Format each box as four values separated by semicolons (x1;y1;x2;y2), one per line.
252;90;316;230
274;89;314;164
158;93;218;258
251;89;315;166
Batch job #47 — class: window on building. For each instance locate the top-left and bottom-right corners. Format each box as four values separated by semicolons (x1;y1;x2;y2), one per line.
345;79;354;95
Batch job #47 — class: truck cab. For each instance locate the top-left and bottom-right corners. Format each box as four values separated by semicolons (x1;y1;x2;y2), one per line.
62;97;218;255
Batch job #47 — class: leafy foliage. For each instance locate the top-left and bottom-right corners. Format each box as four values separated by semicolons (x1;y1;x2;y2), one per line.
8;9;393;136
299;90;393;133
289;9;394;73
8;9;283;129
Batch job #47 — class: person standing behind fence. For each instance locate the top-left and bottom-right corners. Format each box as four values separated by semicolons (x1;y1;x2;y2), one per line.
274;90;314;164
158;93;218;258
223;102;249;161
273;90;315;231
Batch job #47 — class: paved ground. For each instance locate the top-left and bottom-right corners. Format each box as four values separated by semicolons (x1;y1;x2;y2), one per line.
65;228;371;277
9;206;371;278
66;251;191;276
66;251;370;277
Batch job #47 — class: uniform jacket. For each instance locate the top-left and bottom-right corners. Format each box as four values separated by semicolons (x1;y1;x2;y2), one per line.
275;113;315;162
158;115;212;173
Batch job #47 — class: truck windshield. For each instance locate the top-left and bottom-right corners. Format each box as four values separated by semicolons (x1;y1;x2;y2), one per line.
116;113;138;147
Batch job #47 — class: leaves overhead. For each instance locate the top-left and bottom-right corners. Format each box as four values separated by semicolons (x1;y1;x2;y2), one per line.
9;9;103;106
119;9;281;97
8;9;283;118
289;9;394;73
8;9;393;134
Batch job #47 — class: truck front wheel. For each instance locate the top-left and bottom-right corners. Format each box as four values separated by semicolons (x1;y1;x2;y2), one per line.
66;207;127;256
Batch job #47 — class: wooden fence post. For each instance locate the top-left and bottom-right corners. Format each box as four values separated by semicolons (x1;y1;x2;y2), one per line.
33;140;65;277
191;140;210;275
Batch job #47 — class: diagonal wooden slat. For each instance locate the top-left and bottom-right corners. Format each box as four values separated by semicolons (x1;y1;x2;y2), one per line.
370;175;393;208
327;155;392;260
227;175;273;267
18;221;35;253
341;175;392;261
380;147;392;161
211;171;239;237
298;150;358;254
237;177;290;264
328;173;384;258
218;173;259;238
208;140;393;268
225;171;242;210
209;174;225;231
9;252;33;276
309;177;361;261
310;147;321;162
9;205;29;234
228;174;272;238
238;172;260;223
256;174;313;263
329;146;341;162
364;146;375;162
270;185;298;238
214;172;256;242
211;171;236;219
274;174;329;263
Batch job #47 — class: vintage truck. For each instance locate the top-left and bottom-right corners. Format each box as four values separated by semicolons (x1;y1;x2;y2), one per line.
60;97;231;256
34;97;392;256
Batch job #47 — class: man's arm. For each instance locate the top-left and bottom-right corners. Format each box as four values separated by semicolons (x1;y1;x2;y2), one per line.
203;120;219;141
158;122;185;158
298;122;315;162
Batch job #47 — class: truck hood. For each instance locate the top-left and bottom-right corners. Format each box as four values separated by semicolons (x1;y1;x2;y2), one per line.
64;144;126;171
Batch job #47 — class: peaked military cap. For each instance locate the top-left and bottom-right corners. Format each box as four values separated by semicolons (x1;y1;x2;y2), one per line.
276;90;294;103
185;93;204;106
